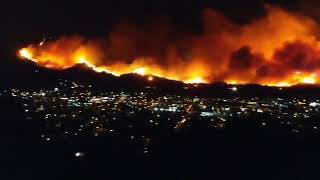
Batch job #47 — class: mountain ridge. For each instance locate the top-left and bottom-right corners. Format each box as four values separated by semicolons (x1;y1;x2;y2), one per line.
1;59;320;97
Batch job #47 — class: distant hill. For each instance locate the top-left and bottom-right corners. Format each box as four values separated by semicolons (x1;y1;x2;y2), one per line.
1;58;320;97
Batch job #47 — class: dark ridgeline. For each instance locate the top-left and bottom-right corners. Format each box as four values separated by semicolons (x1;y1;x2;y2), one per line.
1;57;320;97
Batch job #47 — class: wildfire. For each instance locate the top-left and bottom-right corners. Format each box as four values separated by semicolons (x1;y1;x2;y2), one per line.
18;41;319;86
133;67;146;76
185;77;206;84
19;48;33;60
18;47;209;84
262;73;318;87
296;72;317;84
17;6;320;86
302;77;316;84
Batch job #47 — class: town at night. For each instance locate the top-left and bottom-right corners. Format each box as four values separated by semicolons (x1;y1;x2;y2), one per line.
7;81;320;142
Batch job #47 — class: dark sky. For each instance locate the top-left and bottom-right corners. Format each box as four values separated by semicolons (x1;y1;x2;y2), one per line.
1;0;318;51
0;1;300;35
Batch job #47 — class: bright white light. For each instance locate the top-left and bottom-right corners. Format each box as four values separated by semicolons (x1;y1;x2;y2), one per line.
309;102;319;107
75;152;85;157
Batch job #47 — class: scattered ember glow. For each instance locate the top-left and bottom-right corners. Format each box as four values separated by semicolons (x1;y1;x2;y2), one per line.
148;76;153;81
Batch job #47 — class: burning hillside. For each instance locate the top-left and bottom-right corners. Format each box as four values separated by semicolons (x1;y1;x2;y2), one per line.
19;6;320;86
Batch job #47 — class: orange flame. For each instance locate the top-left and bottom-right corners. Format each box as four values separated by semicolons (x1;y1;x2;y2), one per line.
19;48;209;84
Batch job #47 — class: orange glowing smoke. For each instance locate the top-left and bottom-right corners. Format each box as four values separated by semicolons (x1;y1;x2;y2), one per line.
18;6;320;86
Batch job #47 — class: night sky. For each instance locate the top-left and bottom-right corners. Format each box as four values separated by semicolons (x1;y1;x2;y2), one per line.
1;0;309;39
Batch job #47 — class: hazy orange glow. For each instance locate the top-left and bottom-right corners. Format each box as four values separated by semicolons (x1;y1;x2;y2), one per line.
18;6;320;86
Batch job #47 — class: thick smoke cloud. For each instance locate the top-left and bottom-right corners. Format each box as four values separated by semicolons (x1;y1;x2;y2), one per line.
229;46;262;70
273;41;320;71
